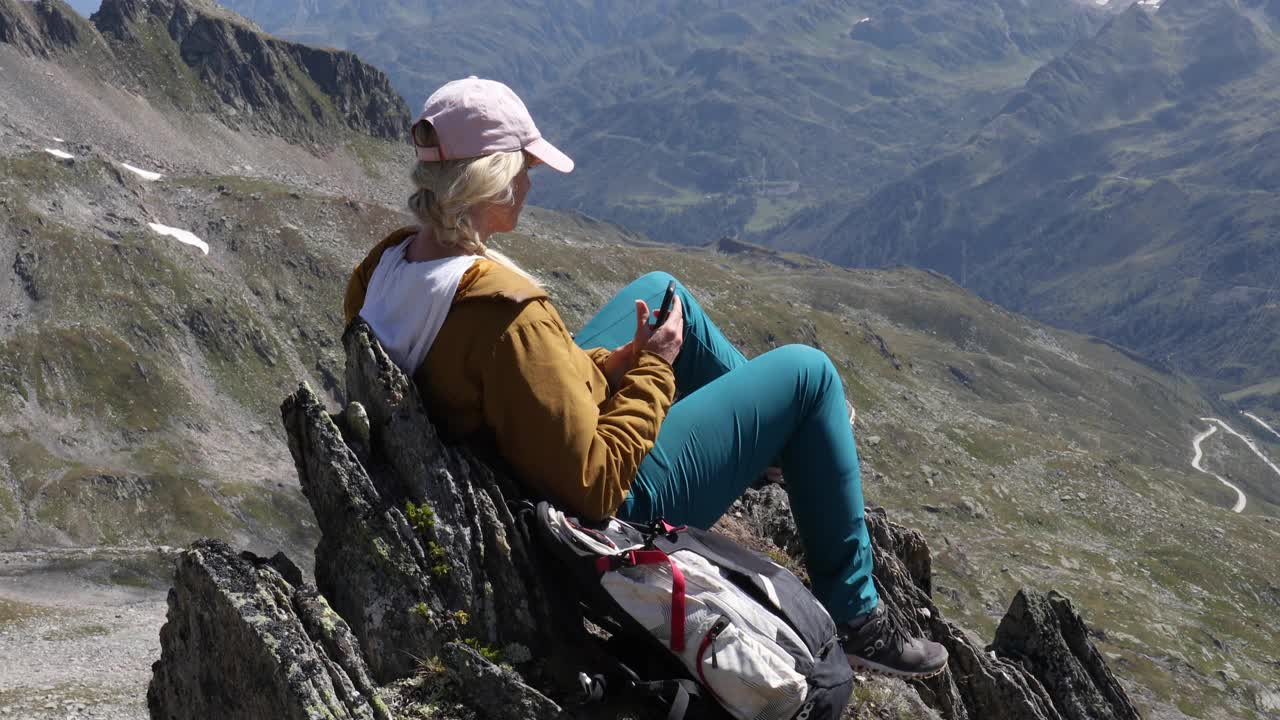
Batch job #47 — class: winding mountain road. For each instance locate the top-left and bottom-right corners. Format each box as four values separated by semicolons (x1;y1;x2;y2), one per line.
1243;411;1280;441
1191;415;1280;514
1191;424;1247;513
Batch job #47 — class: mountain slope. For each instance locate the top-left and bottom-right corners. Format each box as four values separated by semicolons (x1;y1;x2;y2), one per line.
2;3;1279;718
218;0;1107;245
0;0;413;556
773;0;1280;403
3;0;409;142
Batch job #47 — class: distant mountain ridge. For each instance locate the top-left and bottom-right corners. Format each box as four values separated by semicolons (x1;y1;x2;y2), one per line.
217;0;1107;246
770;0;1280;401
1;0;409;142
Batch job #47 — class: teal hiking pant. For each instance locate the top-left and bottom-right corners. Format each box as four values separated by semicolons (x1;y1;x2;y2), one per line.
574;272;879;623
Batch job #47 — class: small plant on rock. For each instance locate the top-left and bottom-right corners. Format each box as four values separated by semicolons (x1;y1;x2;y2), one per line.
463;637;503;664
405;500;436;533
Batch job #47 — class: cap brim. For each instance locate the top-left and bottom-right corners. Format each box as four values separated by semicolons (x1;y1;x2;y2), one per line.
525;137;574;173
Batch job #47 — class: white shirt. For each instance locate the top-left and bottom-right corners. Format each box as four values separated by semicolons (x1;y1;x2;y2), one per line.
358;238;480;374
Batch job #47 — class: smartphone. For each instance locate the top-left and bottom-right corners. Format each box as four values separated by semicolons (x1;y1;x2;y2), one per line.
654;280;677;327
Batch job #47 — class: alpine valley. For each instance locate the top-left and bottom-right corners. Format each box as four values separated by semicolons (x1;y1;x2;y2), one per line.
0;1;1278;720
217;0;1280;405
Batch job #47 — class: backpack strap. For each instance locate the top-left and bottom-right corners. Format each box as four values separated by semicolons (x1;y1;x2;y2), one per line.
631;678;701;720
596;548;687;652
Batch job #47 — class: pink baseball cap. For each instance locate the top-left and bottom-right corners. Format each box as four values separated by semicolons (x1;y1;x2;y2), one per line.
414;76;574;173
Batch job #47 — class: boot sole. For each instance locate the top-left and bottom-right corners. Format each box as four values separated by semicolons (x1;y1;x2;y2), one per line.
849;655;948;680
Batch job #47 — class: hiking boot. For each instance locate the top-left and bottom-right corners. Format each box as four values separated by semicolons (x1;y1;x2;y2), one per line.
841;603;948;679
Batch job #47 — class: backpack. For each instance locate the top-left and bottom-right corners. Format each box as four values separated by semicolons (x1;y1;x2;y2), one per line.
534;502;854;720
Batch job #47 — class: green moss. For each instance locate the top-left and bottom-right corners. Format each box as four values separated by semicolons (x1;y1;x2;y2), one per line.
1;154;66;186
463;637;503;664
126;23;216;110
372;537;391;561
430;562;450;578
452;610;470;626
943;427;1014;466
0;326;188;431
345;135;397;178
411;602;431;621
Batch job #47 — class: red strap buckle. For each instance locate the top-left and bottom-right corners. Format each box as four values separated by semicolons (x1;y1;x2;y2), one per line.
595;549;687;653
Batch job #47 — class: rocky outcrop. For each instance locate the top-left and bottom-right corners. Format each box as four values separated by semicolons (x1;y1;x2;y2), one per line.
992;590;1141;720
737;486;1142;720
77;0;409;141
2;0;408;140
147;538;391;720
278;321;561;683
149;323;1143;720
0;0;96;56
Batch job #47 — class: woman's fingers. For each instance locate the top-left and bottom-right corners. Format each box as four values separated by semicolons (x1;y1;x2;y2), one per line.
634;299;650;331
644;296;684;365
659;296;684;339
667;296;684;326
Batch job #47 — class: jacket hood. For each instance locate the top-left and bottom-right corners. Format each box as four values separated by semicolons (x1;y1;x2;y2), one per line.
378;227;548;306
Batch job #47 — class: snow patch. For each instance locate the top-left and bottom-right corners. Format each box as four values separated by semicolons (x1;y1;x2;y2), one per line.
856;16;871;24
50;137;65;143
148;223;209;255
120;162;163;181
44;148;73;160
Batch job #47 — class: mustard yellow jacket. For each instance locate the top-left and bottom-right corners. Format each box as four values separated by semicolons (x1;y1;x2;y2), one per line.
344;228;676;520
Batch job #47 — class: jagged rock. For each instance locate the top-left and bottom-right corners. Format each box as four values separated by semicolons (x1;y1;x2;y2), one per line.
147;538;391;720
281;380;443;683
0;0;93;56
278;321;561;683
992;590;1141;720
1;0;408;140
439;642;566;720
736;485;1142;720
863;506;1062;720
89;0;410;140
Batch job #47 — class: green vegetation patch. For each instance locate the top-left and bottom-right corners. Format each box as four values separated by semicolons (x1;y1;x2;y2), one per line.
30;468;236;547
41;623;111;642
0;597;44;629
0;325;188;432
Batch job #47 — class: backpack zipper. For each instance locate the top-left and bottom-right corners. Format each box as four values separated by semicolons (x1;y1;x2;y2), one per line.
696;618;730;699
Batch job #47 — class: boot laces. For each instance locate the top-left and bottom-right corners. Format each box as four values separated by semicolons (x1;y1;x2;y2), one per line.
869;609;910;656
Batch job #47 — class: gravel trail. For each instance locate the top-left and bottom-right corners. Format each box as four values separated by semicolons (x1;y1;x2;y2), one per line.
0;549;172;720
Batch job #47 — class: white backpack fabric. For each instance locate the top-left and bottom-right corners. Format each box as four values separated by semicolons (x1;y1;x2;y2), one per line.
536;503;853;720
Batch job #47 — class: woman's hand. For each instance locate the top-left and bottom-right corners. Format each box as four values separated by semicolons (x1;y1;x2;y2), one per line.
636;295;684;366
602;296;685;392
602;340;638;392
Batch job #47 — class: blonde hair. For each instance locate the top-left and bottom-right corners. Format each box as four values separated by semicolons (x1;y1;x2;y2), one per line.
409;121;536;281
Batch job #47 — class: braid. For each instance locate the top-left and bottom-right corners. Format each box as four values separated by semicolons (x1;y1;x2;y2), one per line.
405;119;532;279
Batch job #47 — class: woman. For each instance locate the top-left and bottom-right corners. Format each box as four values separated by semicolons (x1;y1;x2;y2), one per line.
343;77;947;679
